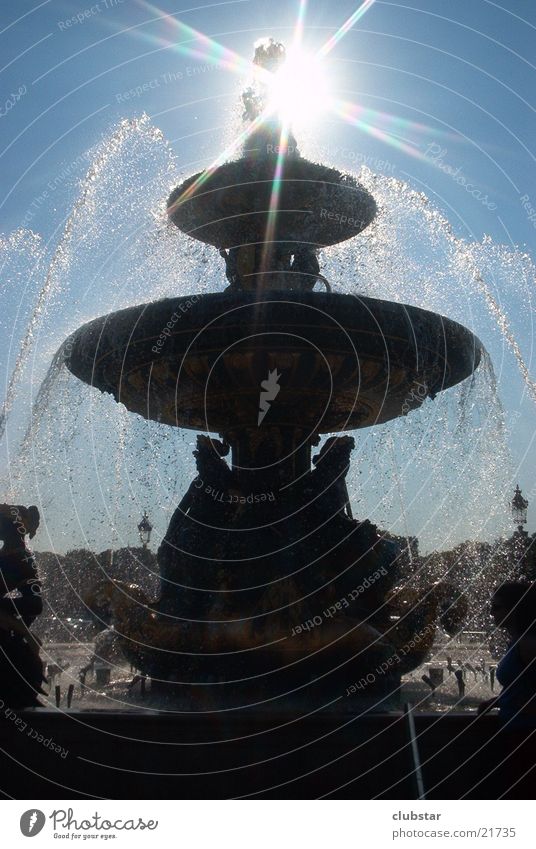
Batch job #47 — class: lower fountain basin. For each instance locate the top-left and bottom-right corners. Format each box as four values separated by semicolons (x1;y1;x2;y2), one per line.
64;291;482;432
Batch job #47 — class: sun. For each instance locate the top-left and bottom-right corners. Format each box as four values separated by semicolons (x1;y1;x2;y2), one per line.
266;47;331;127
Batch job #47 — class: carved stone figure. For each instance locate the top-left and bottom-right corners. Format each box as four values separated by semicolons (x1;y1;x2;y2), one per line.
310;436;356;519
0;503;45;707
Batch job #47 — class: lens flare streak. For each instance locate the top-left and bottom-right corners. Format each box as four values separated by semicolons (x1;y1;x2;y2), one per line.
261;2;309;277
260;122;292;279
332;99;428;160
318;0;376;58
167;110;271;214
136;0;259;77
294;0;309;49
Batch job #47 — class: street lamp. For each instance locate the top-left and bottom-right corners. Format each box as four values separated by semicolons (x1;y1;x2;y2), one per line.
511;485;528;535
137;511;153;549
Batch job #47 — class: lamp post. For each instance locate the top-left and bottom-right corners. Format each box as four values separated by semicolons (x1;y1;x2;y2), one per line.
510;485;532;580
511;485;528;536
137;511;153;549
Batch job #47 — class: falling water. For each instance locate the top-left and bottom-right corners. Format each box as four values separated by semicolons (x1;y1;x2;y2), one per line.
0;229;45;440
1;119;174;443
1;115;532;563
314;167;534;549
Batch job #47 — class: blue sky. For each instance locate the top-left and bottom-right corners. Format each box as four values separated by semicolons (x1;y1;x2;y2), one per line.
0;0;535;548
1;0;535;245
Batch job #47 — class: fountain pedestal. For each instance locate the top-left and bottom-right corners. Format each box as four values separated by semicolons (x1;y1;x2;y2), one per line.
67;287;480;708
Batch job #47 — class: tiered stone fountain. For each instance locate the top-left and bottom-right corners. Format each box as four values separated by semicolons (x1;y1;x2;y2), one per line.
65;40;481;711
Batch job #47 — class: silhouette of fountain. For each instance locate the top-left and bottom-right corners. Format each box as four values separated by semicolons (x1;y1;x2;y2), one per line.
62;39;483;710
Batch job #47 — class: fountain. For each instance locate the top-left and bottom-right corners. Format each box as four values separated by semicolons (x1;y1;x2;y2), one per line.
61;39;482;712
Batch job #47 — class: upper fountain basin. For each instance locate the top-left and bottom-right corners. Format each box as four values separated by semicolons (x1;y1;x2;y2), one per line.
64;291;483;433
167;156;376;250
